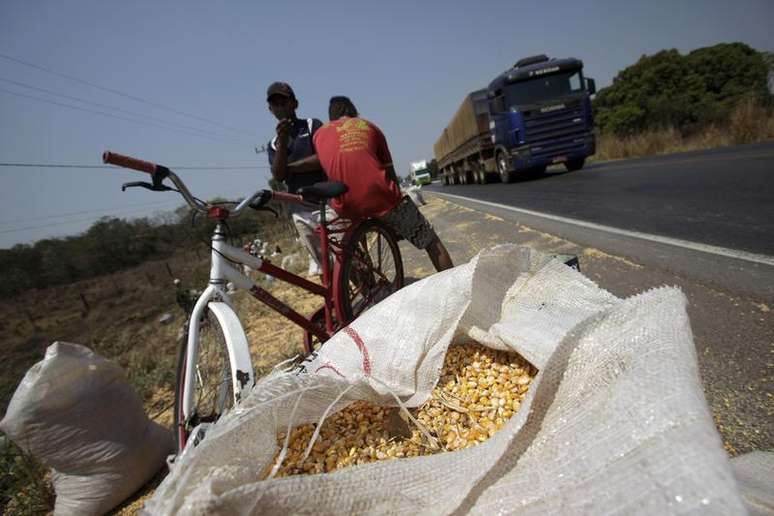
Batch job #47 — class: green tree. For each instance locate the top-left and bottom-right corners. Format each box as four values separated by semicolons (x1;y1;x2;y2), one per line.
594;42;770;136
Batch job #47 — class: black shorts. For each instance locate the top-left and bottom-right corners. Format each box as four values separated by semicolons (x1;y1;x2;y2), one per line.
378;196;439;250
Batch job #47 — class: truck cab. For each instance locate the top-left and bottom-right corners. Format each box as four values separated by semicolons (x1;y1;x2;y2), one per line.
413;171;432;186
488;55;596;182
410;160;433;186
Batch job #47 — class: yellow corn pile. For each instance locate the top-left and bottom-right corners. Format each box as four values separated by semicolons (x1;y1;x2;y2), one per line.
269;343;536;477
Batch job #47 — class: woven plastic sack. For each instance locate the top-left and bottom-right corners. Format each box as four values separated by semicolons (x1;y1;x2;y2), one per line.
0;342;173;515
731;451;774;515
405;186;427;206
146;244;744;515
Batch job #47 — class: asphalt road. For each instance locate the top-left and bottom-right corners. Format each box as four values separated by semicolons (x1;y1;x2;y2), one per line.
420;143;774;454
426;141;774;256
401;191;773;456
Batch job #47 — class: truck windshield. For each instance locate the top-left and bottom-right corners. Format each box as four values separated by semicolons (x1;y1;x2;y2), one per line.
505;70;584;108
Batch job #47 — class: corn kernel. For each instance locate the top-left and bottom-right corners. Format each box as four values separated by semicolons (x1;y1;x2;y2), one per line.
267;342;536;477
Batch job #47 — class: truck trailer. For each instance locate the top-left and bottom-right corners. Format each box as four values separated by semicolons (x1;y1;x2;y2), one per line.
435;55;596;185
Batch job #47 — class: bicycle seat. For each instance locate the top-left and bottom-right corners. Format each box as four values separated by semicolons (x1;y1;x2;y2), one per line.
298;181;348;204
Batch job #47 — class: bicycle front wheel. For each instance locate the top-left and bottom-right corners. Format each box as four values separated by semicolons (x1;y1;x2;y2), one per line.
336;219;404;324
173;309;235;453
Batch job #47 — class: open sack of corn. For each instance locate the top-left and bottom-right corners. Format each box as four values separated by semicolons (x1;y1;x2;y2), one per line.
147;245;745;515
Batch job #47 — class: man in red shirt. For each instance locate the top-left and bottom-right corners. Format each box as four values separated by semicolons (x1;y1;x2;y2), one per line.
313;97;453;272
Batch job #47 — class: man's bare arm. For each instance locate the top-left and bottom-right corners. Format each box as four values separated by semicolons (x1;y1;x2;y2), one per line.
384;163;400;186
271;119;291;182
287;154;322;175
271;143;289;182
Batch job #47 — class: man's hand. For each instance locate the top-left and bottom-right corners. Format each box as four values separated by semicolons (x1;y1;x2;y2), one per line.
276;119;291;147
385;164;400;186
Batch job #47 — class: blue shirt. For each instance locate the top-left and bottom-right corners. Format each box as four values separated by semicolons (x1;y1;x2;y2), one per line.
267;118;327;193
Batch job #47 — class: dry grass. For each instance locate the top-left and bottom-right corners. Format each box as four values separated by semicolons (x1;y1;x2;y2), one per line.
594;99;774;161
0;222;314;514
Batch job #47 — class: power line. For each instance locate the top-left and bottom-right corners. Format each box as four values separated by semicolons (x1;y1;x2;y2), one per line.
0;199;183;226
0;185;263;234
0;202;183;235
0;52;253;138
0;86;249;147
0;162;268;170
0;76;253;145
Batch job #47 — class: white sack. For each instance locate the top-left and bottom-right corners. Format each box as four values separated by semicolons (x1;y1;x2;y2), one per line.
731;451;774;515
0;342;173;516
146;244;743;515
405;186;426;206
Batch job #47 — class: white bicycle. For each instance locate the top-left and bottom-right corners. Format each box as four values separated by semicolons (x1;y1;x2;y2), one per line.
103;151;405;453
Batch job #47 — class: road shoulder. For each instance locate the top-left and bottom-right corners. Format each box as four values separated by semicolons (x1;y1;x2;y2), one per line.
401;195;773;456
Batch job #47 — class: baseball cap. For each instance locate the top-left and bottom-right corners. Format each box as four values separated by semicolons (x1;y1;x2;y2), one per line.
266;82;295;101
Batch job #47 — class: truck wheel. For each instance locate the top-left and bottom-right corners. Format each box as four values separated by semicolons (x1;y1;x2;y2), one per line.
497;152;513;183
473;166;486;184
565;158;585;172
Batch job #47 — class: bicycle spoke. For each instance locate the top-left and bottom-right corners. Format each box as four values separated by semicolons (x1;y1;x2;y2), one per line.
340;221;404;323
186;313;233;429
350;237;395;289
377;234;383;271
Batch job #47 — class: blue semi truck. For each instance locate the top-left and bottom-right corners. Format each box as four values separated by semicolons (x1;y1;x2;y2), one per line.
434;55;597;184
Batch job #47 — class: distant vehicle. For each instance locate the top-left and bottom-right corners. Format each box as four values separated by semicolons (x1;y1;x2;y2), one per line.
435;55;597;185
410;160;433;186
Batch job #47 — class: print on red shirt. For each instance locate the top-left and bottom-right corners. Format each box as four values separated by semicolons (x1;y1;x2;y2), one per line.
313;118;402;220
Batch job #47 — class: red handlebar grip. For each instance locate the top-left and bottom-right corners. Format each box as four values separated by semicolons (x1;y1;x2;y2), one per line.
102;151;157;174
271;191;304;204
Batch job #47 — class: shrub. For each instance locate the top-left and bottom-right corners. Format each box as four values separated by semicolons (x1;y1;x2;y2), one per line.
594;42;771;136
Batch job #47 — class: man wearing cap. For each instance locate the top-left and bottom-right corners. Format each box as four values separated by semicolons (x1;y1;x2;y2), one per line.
265;82;328;275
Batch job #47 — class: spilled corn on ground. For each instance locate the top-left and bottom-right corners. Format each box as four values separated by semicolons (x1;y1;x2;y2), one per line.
270;342;537;477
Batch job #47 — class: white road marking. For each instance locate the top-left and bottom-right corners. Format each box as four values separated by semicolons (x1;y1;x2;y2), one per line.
432;191;774;267
589;151;774;172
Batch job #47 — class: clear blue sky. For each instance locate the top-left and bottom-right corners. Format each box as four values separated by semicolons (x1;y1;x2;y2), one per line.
1;0;772;248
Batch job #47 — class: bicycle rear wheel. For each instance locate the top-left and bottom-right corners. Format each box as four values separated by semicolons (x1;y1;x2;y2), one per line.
336;219;404;324
173;309;235;453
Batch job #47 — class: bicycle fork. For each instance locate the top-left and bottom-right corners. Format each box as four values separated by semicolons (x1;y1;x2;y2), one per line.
181;225;256;425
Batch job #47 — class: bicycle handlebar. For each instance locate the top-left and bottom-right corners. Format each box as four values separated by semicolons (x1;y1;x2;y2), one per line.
102;150;308;217
271;191;304;204
102;151;160;175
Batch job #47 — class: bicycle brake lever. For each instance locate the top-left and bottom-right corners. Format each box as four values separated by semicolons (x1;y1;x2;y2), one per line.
251;206;279;218
121;181;175;192
248;190;272;210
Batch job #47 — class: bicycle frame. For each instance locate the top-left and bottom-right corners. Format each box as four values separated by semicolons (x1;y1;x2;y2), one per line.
181;214;348;424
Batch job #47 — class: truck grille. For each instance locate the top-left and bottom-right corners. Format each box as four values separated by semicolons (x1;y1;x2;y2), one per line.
523;103;588;158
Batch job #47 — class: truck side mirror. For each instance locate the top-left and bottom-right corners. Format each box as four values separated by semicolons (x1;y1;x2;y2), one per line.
586;78;596;95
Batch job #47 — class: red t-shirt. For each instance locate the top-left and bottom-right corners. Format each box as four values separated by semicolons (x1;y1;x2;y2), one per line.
312;117;402;220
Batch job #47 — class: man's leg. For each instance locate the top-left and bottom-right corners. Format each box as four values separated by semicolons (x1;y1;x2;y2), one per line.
425;237;453;272
380;197;454;273
291;211;323;276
